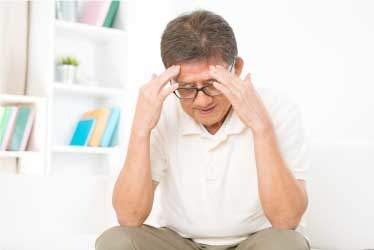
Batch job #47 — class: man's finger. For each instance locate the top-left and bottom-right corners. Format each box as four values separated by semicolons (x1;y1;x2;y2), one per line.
244;73;252;84
243;73;255;91
210;67;242;97
244;73;251;81
159;82;179;100
153;65;180;89
212;81;235;101
209;65;238;88
216;65;242;85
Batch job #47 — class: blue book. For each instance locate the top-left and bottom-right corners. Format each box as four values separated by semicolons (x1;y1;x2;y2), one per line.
70;118;96;146
100;107;120;147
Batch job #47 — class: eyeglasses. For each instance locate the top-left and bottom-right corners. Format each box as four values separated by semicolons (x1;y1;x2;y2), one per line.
171;62;235;100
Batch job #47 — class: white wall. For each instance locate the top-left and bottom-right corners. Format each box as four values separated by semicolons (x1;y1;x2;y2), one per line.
0;2;29;95
125;0;176;86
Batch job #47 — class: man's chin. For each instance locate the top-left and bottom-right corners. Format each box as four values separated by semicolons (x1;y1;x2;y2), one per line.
195;116;219;127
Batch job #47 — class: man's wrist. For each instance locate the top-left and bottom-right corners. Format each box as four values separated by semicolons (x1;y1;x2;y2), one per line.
131;122;152;138
252;120;274;137
252;121;275;140
131;127;152;139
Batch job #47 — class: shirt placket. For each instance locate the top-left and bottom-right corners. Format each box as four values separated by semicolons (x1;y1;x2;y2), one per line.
205;134;228;181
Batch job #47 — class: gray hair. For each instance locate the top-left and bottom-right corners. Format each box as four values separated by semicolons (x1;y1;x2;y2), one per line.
161;10;238;67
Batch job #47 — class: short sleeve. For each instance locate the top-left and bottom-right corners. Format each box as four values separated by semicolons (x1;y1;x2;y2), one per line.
149;127;168;182
273;101;310;180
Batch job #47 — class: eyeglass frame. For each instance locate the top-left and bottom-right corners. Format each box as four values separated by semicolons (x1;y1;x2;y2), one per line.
170;61;235;101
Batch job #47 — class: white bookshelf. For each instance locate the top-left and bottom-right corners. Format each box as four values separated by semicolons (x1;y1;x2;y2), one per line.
52;145;119;155
0;151;39;158
53;81;126;98
55;19;126;43
0;94;47;174
26;1;129;176
0;94;43;104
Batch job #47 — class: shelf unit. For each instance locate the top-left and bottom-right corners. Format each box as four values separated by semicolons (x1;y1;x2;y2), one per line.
0;151;39;158
0;94;47;174
52;145;120;155
55;19;126;42
53;82;126;98
26;1;129;176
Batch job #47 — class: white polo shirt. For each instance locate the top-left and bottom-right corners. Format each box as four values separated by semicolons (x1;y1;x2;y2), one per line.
146;87;310;245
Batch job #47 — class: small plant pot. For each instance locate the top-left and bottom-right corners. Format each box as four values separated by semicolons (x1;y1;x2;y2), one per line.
57;65;77;84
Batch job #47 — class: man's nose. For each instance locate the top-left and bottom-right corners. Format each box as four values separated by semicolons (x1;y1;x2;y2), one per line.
193;90;213;107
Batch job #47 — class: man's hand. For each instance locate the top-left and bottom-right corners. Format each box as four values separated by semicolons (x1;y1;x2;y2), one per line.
132;65;180;136
209;65;272;135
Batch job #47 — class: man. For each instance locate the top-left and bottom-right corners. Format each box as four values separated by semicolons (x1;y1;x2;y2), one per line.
96;10;310;250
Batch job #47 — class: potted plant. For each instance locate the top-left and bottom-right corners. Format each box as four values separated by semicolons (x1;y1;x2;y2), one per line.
56;56;79;84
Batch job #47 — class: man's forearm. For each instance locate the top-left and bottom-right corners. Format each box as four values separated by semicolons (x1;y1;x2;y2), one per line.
253;126;308;229
112;65;179;227
112;128;154;226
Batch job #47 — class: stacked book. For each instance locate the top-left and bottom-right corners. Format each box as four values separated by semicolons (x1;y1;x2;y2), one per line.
0;106;35;151
70;107;120;147
80;1;120;28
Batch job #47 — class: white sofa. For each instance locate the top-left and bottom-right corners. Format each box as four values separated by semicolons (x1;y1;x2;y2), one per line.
304;141;374;250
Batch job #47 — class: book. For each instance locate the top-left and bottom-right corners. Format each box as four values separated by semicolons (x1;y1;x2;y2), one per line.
0;106;18;151
0;106;4;136
70;118;96;146
0;107;4;122
19;108;36;151
100;107;120;147
9;107;34;151
82;108;111;146
103;1;120;28
80;1;112;26
0;106;5;147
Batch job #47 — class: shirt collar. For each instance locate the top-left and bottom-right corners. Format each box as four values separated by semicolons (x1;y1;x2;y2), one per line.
177;102;247;137
225;109;247;135
177;101;202;136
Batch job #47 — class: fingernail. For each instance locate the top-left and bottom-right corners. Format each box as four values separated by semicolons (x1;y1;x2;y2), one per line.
209;65;216;71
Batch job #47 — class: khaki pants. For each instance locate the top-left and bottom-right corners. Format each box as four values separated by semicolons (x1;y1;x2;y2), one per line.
96;224;310;250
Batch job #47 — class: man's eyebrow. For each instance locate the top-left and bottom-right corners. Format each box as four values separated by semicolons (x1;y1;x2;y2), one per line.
178;78;215;86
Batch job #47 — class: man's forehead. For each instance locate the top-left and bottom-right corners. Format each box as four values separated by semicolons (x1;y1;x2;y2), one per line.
177;69;210;84
176;59;226;83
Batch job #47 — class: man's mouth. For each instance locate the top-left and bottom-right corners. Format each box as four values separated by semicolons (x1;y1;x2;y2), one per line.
197;105;216;115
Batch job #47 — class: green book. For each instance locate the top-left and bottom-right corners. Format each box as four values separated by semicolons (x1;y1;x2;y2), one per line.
0;107;10;147
0;107;4;121
9;107;32;151
0;106;19;150
103;1;120;28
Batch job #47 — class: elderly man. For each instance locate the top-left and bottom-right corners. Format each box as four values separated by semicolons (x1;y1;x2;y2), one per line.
96;10;310;250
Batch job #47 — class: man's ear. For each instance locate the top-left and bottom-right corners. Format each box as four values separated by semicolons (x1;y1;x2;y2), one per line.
234;57;244;76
